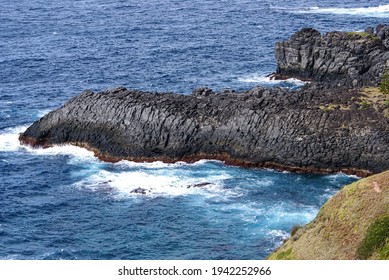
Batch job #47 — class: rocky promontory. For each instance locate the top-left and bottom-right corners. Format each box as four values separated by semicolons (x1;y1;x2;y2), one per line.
19;25;389;176
19;84;388;176
274;25;389;87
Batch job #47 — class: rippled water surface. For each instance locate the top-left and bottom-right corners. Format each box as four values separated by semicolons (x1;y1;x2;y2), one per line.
1;0;386;259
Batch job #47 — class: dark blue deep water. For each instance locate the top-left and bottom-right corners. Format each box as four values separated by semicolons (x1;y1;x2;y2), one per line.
1;0;387;259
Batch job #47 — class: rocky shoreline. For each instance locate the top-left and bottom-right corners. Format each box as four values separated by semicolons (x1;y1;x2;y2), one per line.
19;25;389;177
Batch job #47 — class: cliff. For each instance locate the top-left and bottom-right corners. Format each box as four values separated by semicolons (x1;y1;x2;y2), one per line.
267;170;389;260
19;85;389;176
274;24;389;87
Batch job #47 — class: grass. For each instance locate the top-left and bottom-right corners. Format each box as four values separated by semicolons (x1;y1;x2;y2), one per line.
378;239;389;260
346;31;379;40
275;248;293;260
356;215;389;259
379;69;389;95
359;87;389;117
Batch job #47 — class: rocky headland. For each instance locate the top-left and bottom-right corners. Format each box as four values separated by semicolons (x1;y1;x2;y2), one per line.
19;25;389;177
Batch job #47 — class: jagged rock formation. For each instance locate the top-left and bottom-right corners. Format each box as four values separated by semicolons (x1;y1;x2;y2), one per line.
267;170;389;260
274;24;389;87
19;85;389;176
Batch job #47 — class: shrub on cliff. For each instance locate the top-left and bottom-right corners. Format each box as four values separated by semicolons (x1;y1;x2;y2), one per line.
379;68;389;95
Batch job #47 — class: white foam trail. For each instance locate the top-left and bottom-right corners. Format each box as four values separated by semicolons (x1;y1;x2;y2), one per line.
300;5;389;18
75;169;234;199
238;73;308;87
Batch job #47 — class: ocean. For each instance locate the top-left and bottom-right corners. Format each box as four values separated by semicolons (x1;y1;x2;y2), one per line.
0;0;387;260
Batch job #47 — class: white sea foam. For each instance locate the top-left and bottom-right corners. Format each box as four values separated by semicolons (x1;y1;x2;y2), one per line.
117;160;191;169
0;125;29;152
299;5;389;18
268;229;289;241
0;125;97;164
238;73;308;87
74;168;234;199
324;172;360;181
116;158;224;170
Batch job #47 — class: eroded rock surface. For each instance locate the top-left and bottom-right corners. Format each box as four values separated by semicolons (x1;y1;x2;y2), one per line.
274;24;389;87
19;85;389;175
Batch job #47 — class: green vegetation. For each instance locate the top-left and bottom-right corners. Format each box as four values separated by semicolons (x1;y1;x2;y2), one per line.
346;31;378;40
378;239;389;259
379;68;389;95
356;216;389;259
275;248;293;260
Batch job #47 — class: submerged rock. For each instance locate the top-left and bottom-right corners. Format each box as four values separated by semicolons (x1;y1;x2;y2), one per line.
187;182;212;189
131;187;148;195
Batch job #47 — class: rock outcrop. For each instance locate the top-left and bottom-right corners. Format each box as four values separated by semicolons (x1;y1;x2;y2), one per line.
18;25;389;176
267;170;389;260
19;85;389;176
274;24;389;87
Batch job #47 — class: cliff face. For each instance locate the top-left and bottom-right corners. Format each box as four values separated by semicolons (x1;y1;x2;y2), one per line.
267;170;389;260
274;25;389;87
19;85;389;176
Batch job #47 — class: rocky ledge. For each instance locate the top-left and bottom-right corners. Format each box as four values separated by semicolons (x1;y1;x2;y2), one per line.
19;84;389;176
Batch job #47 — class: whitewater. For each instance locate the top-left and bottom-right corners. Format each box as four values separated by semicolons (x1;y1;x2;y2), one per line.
0;0;387;259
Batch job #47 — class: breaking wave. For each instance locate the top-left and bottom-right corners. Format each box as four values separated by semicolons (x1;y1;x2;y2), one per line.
299;4;389;18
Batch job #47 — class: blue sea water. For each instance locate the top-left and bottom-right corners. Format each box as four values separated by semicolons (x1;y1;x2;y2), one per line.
0;0;387;260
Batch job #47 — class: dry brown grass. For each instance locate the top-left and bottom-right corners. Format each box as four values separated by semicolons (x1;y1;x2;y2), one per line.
359;87;389;115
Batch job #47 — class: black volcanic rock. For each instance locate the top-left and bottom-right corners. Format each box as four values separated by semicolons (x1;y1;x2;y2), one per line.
274;25;389;87
19;85;389;176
